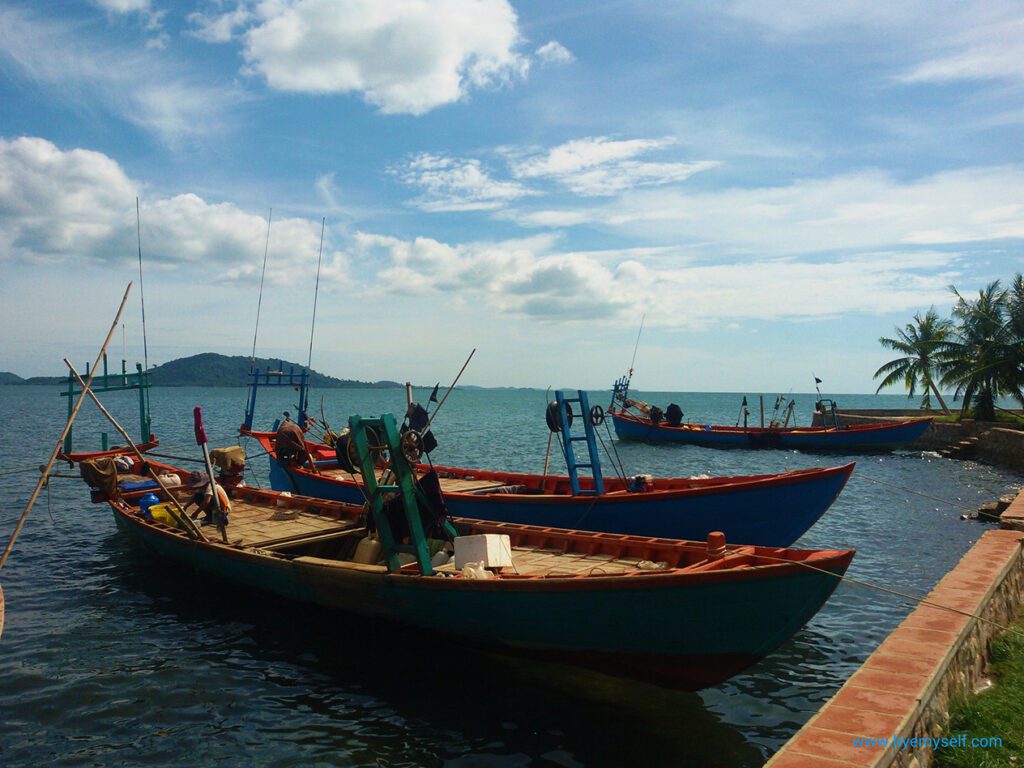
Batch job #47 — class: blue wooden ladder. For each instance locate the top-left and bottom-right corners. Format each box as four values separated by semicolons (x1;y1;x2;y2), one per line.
555;389;605;496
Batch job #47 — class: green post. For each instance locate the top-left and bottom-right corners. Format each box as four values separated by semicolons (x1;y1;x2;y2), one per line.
136;362;151;443
349;413;434;575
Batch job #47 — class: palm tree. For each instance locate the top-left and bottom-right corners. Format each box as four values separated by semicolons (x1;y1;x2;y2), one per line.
938;279;1024;421
874;308;952;413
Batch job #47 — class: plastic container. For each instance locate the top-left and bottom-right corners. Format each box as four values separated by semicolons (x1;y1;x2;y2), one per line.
148;503;184;529
138;493;160;518
352;537;382;564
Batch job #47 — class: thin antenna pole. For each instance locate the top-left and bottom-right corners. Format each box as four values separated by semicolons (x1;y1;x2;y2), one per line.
136;198;149;373
307;218;326;371
250;207;273;371
628;313;646;379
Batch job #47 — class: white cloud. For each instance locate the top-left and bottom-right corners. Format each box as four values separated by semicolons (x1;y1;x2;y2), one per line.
94;0;151;12
397;153;535;211
724;1;1024;84
511;137;718;196
0;136;137;261
188;2;253;43
227;0;528;115
355;229;959;325
535;40;573;65
0;8;243;146
900;14;1024;83
0;137;346;285
509;166;1024;254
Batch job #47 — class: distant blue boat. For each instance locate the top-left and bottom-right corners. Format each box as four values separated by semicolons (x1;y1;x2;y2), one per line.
608;376;933;452
610;410;933;451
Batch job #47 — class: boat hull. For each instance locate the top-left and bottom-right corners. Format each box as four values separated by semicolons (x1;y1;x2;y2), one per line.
611;412;933;451
266;458;853;548
112;505;852;689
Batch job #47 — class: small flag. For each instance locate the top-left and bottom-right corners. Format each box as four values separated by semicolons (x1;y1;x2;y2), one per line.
814;377;822;385
742;396;747;406
429;383;440;403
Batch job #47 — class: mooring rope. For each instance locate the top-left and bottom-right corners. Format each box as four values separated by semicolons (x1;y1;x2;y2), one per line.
753;552;1024;639
0;466;47;478
858;475;986;512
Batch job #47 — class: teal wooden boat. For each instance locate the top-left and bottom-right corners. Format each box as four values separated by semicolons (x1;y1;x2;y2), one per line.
79;413;855;690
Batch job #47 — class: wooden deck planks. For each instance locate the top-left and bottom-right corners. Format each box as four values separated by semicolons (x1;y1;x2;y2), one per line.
434;547;642;577
226;500;350;547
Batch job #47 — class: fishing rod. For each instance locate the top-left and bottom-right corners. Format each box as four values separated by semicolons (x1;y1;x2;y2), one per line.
299;217;326;425
626;313;646;387
250;207;272;372
307;218;326;373
425;349;476;431
136;199;149;375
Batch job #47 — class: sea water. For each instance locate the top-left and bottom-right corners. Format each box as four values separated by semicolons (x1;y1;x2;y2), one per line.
0;385;1020;767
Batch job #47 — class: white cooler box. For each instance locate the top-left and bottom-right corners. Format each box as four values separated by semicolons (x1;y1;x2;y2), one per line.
454;534;513;570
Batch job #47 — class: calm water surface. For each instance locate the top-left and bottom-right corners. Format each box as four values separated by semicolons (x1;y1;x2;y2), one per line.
0;385;1020;767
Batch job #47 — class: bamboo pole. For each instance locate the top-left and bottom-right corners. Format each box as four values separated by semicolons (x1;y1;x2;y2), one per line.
65;360;209;542
0;283;133;571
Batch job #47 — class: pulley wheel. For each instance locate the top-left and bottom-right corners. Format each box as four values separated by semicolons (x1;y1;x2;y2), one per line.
589;404;605;426
401;430;423;465
545;400;574;432
334;426;382;473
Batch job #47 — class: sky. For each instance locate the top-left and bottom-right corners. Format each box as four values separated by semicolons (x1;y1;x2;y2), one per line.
1;1;1022;393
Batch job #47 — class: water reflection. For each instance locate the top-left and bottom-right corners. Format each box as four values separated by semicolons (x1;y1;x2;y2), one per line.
56;542;765;768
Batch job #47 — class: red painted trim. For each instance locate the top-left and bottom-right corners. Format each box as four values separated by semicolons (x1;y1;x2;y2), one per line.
59;439;160;464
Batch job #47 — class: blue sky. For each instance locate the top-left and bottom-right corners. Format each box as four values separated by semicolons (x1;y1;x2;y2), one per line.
1;1;1021;392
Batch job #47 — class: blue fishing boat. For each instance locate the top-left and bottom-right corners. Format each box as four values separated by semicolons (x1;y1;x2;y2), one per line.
239;374;853;547
80;412;855;690
609;377;933;451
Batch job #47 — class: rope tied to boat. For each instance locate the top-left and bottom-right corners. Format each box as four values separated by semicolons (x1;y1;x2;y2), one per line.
752;551;1024;640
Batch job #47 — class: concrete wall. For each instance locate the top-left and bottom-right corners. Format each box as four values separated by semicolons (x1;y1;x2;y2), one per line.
765;520;1024;768
977;428;1024;474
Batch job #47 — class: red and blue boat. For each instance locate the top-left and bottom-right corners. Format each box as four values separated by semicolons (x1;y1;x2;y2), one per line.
75;415;855;690
609;377;933;452
239;377;854;548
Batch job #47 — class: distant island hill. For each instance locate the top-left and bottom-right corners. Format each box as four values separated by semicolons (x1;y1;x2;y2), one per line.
0;353;404;389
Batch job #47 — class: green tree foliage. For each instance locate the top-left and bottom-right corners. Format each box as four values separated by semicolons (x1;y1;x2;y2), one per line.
874;308;952;413
876;273;1024;421
939;279;1024;421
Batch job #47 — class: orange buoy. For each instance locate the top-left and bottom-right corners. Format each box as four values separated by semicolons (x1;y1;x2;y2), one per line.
706;531;727;560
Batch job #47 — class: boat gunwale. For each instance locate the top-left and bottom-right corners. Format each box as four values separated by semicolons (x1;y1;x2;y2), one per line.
609;409;933;436
106;481;856;592
240;428;856;503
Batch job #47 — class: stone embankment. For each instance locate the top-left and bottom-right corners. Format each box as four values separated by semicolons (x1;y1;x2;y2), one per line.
765;494;1024;768
814;410;1024;474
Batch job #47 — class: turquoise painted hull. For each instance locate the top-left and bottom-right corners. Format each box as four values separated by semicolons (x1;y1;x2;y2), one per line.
112;506;852;689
